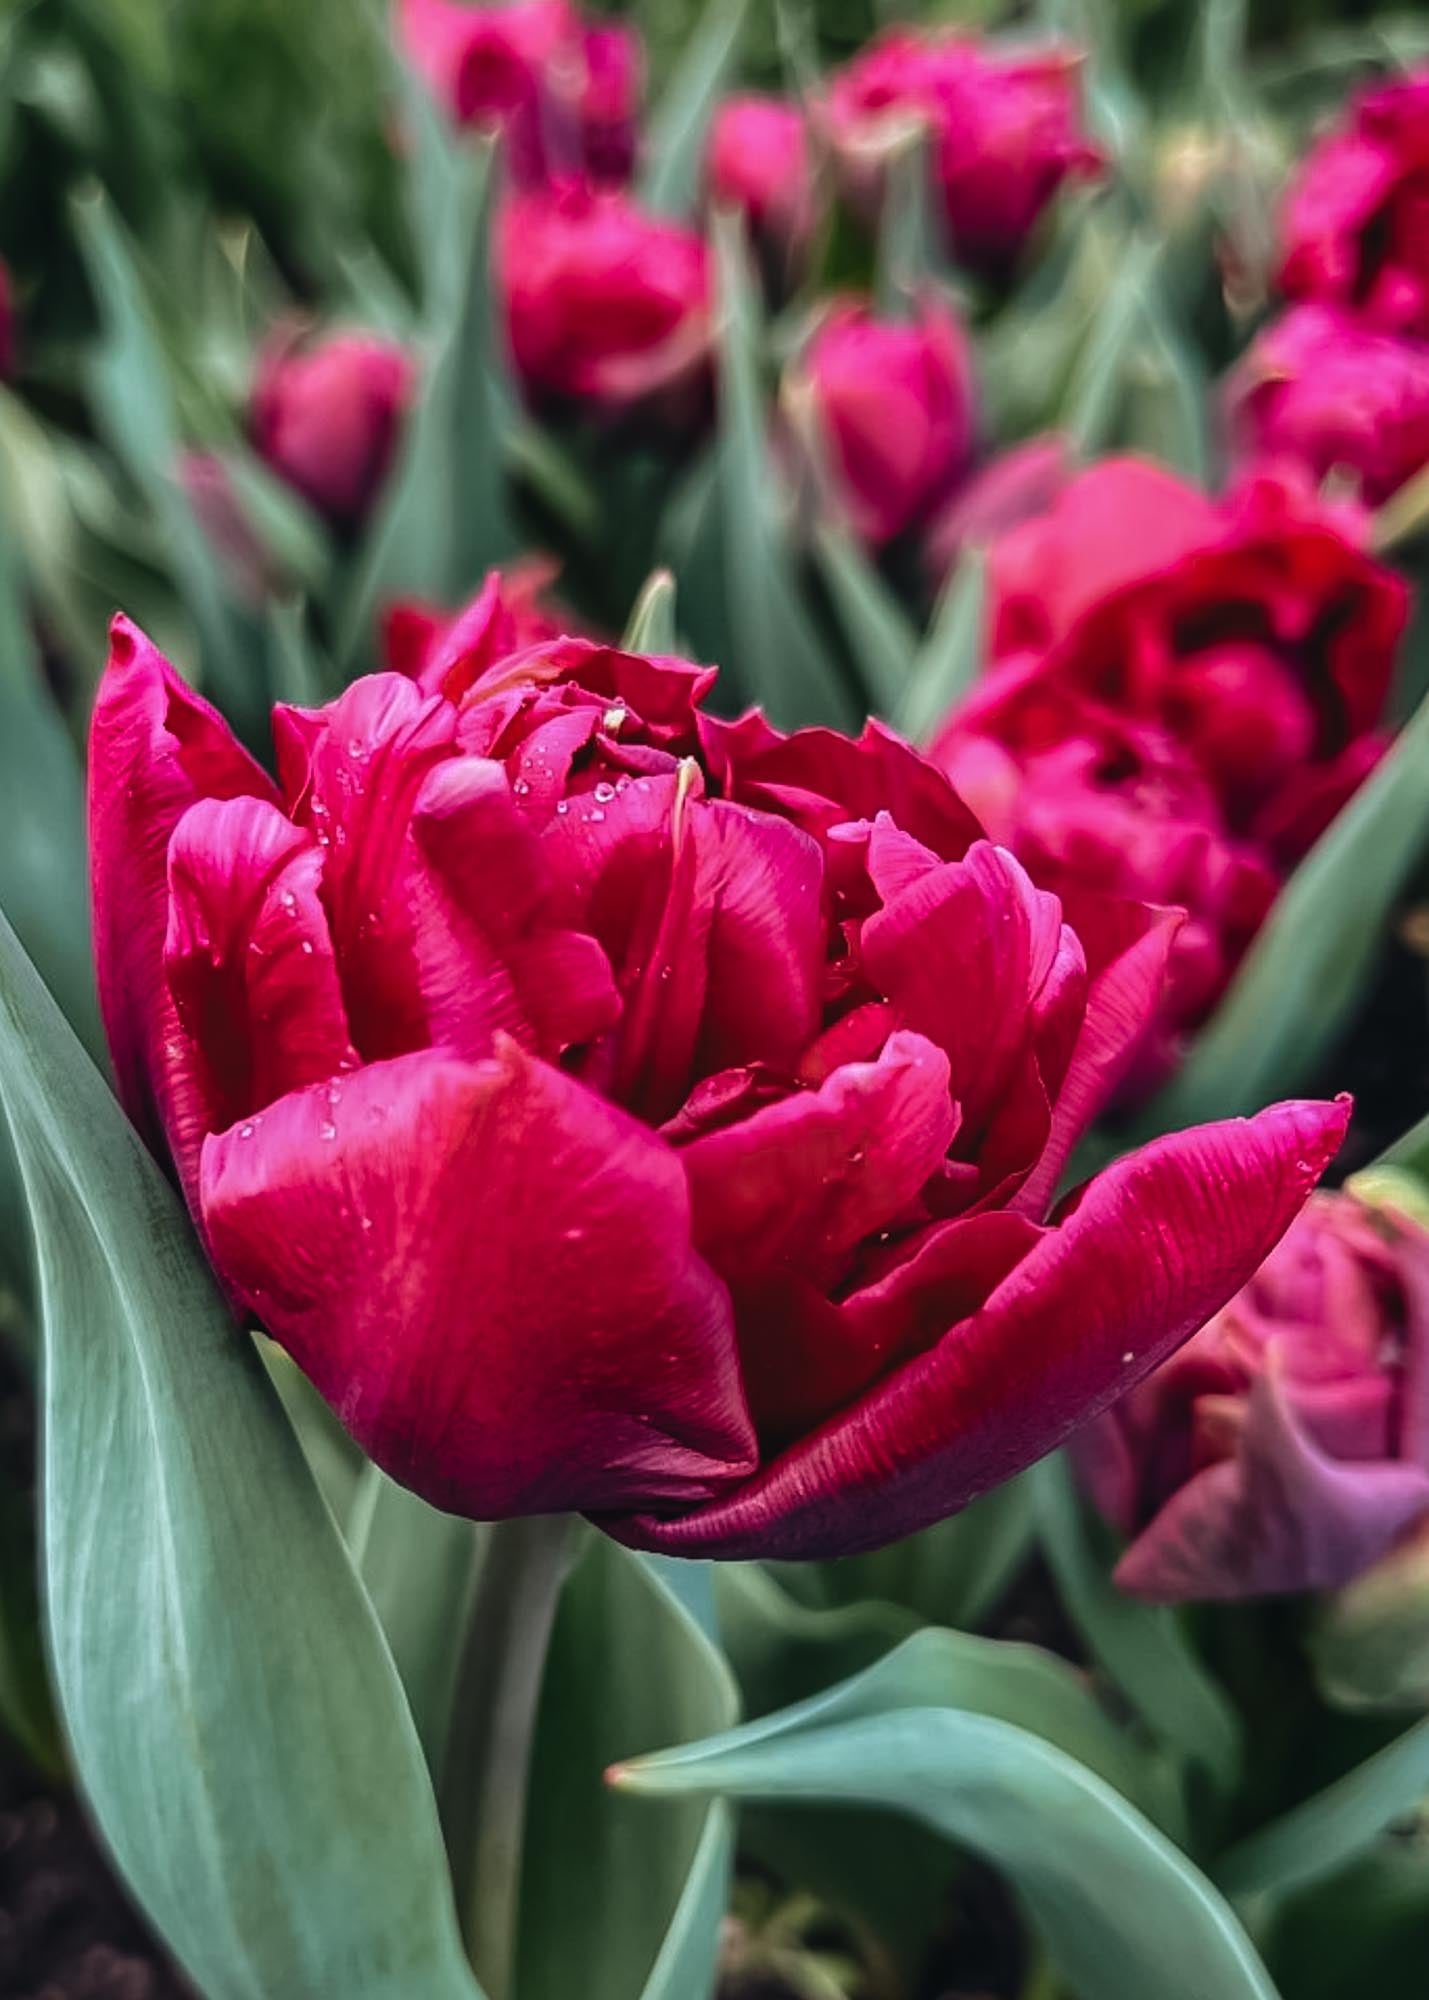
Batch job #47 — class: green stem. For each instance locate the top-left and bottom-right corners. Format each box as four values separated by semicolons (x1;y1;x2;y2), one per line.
440;1513;576;2000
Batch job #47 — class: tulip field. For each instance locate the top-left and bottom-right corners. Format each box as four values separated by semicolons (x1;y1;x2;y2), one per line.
6;0;1429;1995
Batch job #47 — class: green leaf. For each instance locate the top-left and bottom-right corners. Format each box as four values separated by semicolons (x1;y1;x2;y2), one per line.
873;133;946;312
349;1465;484;1773
0;526;100;1063
265;595;331;708
1136;674;1429;1131
0;1453;63;1778
812;522;919;718
72;188;265;743
640;0;751;218
617;1631;1275;2000
516;1537;738;2000
1216;1713;1429;1900
813;1472;1037;1633
713;214;857;731
0;911;482;2000
1033;1455;1242;1793
622;568;679;653
892;544;987;745
339;128;514;669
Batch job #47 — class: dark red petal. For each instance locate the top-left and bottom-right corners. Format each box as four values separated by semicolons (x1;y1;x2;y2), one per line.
860;838;1074;1145
273;673;457;1059
165;797;357;1167
200;1042;757;1516
1010;895;1183;1220
683;1028;955;1286
611;1097;1351;1558
89;614;279;1169
407;757;619;1060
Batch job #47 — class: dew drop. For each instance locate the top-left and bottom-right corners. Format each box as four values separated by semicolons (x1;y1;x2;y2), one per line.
588;807;605;823
1121;1350;1135;1365
299;939;315;955
592;780;616;803
554;798;570;815
279;889;298;914
320;1121;337;1142
237;1123;255;1140
603;706;626;732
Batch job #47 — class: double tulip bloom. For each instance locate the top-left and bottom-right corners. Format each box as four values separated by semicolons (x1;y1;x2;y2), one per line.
932;456;1405;1079
1228;305;1429;509
787;296;978;549
398;0;641;186
825;28;1102;275
90;596;1347;1559
1079;1193;1429;1601
498;182;713;428
250;330;414;534
1279;68;1429;341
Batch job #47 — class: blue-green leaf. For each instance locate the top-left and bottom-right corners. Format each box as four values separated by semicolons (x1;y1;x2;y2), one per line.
517;1537;738;2000
618;1631;1275;2000
713;214;856;730
1216;1713;1429;1899
640;0;751;218
0;911;482;2000
1034;1454;1242;1793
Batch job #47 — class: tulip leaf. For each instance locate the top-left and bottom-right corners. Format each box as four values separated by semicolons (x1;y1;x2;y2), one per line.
893;543;988;746
265;595;331;708
0;911;483;2000
616;1629;1276;2000
1138;675;1429;1131
349;1464;484;1773
713;214;857;731
515;1536;738;2000
812;520;920;717
810;1471;1037;1634
1216;1713;1429;1900
640;0;751;218
1033;1454;1242;1793
71;188;265;743
339;125;515;669
622;567;679;653
0;523;99;1066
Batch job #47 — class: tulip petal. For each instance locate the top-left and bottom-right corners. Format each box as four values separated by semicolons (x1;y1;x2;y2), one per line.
200;1041;756;1517
859;839;1075;1146
89;614;278;1169
611;1097;1350;1558
1113;1357;1429;1601
407;757;620;1060
1011;896;1183;1220
682;1028;955;1286
165;797;357;1150
273;674;457;1059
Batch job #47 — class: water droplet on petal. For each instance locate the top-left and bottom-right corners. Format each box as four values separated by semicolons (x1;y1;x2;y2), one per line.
592;780;616;803
237;1123;255;1140
588;808;605;823
554;798;569;815
512;777;531;797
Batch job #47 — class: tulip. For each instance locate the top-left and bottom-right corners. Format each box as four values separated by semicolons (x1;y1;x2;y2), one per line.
787;295;977;548
705;95;816;294
1279;68;1429;340
824;29;1102;275
932;705;1278;1093
1226;304;1429;508
397;0;640;185
250;330;413;534
497;182;713;428
89;611;1348;1557
1078;1192;1429;1601
955;455;1407;867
